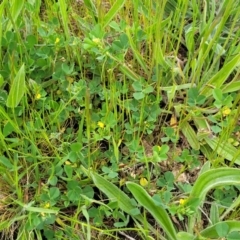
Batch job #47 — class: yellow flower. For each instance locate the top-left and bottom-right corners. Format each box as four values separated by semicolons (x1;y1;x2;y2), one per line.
97;121;105;128
92;38;101;44
179;198;187;205
119;178;126;187
140;177;148;187
35;93;41;100
44;202;50;208
222;107;231;116
65;161;72;165
55;37;60;44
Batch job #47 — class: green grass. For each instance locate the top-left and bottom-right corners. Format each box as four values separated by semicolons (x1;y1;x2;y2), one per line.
0;0;240;239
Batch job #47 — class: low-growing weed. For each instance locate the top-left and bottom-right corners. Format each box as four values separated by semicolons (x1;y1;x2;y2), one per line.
0;0;240;239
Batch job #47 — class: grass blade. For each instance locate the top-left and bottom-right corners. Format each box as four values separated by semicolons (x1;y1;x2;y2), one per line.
103;0;126;29
58;0;70;39
0;0;7;62
14;200;59;214
200;54;240;97
222;80;240;93
126;26;149;75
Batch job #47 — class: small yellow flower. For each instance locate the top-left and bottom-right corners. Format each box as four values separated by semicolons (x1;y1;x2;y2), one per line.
35;93;41;100
55;37;60;44
222;107;231;116
44;202;50;208
179;198;187;205
119;178;126;187
65;161;72;165
140;177;148;187
97;121;105;128
92;38;101;44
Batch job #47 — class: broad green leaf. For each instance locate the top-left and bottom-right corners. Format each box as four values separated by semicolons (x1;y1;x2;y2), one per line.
6;0;25;31
204;137;240;165
143;85;154;94
49;187;60;199
210;203;220;225
181;121;200;150
90;171;143;221
177;232;194;240
185;25;198;55
89;171;160;235
200;221;240;238
215;222;229;237
0;155;13;169
3;121;15;137
190;168;240;210
198;161;211;175
14;200;59;214
200;54;240;97
70;142;81;152
132;81;143;91
227;231;240;239
187;88;206;106
0;106;20;133
103;0;126;29
126;182;177;240
6;64;25;108
222;81;240;93
133;92;145;100
212;88;222;102
188;168;240;232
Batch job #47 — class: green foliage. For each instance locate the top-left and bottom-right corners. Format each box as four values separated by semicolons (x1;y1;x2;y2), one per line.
127;181;177;240
6;64;25;108
0;0;240;239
